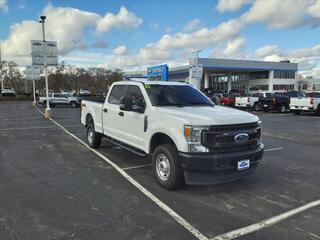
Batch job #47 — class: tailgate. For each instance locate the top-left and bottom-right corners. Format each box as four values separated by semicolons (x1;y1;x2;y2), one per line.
290;98;312;107
235;97;249;105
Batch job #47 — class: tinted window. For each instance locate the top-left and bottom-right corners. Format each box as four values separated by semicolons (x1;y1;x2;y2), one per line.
288;92;303;97
252;93;263;97
124;86;146;113
108;85;129;105
265;93;273;97
146;84;213;107
306;92;320;98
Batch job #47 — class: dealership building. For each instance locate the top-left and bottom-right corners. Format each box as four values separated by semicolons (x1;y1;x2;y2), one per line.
125;57;299;93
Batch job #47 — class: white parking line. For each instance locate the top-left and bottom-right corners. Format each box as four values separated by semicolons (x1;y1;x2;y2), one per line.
0;126;57;131
122;164;152;171
211;199;320;240
264;147;283;152
35;107;208;240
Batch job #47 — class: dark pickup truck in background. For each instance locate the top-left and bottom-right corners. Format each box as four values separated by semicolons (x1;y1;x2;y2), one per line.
260;91;303;113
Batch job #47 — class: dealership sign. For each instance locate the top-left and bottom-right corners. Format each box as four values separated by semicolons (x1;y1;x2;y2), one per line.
31;40;58;66
147;64;169;81
189;64;203;80
25;65;41;80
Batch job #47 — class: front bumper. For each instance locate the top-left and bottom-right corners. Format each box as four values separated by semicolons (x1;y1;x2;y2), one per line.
179;143;264;185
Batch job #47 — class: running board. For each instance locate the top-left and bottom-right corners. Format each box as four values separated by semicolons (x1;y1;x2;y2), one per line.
103;137;148;157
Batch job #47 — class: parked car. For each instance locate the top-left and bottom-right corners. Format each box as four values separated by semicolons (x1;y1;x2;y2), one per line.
235;92;273;111
1;87;16;97
260;91;303;113
38;93;82;108
79;88;91;96
81;81;264;189
220;93;240;107
290;91;320;115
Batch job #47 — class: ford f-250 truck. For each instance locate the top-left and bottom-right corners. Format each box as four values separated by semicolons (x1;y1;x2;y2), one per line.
290;91;320;115
81;81;264;189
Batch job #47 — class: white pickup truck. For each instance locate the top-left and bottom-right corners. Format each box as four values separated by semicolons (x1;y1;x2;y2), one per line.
290;92;320;115
39;93;82;108
235;92;273;111
81;81;264;189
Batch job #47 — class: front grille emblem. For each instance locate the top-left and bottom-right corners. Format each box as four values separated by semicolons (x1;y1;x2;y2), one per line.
234;133;249;143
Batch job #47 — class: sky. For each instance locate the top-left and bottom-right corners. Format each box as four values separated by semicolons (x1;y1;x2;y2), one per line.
0;0;319;77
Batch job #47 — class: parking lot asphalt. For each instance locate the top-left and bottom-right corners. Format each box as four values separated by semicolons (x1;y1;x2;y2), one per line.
1;101;320;240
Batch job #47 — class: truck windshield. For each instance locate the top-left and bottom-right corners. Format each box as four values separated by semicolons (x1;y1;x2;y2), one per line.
145;84;214;107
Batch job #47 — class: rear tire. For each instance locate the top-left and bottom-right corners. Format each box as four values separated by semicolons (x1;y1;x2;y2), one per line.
279;104;287;113
152;144;184;190
253;102;260;112
87;122;102;148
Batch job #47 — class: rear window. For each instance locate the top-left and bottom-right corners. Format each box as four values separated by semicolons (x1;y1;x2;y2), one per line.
108;85;129;105
306;92;320;98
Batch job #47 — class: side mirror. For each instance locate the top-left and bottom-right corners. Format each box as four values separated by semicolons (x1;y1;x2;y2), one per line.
119;98;132;111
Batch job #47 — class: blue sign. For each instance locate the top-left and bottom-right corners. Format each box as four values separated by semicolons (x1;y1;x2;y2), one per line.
147;64;169;81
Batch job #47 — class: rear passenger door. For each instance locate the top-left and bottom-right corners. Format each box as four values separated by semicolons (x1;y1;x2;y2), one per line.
103;85;129;139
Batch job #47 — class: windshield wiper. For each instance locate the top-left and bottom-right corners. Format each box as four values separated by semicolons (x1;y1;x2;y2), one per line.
188;102;214;106
155;103;188;107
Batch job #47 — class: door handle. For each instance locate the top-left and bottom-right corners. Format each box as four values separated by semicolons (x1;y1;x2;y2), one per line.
103;108;108;113
119;112;124;117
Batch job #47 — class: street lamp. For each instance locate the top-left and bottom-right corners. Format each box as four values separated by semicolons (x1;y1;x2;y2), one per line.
39;15;52;118
193;50;201;65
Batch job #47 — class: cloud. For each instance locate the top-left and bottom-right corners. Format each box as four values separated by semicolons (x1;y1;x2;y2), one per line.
308;0;320;18
216;0;253;13
1;5;142;66
0;0;8;12
183;18;202;33
1;4;100;65
96;6;142;33
241;0;320;28
150;21;160;31
223;37;246;55
102;19;243;69
112;45;128;55
255;45;280;57
90;39;108;48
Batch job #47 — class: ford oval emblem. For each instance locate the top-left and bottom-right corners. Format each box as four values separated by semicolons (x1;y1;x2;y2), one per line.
234;133;249;143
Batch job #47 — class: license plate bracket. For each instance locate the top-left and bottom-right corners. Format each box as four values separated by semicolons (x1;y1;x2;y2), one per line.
237;159;250;171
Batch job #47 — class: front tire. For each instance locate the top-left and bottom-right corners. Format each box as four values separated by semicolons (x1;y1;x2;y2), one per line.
152;144;184;190
294;110;301;115
87;123;102;148
279;104;287;113
70;101;77;108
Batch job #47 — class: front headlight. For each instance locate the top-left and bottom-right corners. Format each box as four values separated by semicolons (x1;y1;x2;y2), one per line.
184;126;209;152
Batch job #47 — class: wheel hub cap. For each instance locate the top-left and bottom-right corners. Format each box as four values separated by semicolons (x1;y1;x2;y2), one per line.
88;129;93;144
156;154;170;182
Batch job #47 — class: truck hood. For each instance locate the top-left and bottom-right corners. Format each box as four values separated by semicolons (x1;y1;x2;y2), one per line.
156;105;259;125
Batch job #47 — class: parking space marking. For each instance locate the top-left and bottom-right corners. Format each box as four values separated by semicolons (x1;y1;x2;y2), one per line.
122;164;152;171
264;147;283;152
35;107;208;240
0;126;58;131
211;199;320;240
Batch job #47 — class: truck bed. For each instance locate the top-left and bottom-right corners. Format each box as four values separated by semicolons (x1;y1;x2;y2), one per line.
81;100;104;133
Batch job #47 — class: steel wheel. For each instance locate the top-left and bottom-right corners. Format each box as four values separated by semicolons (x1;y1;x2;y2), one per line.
156;153;171;182
87;128;94;145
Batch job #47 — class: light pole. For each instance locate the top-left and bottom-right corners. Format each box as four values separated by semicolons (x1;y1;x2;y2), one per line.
193;50;201;65
32;66;36;106
39;15;51;118
0;42;4;91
